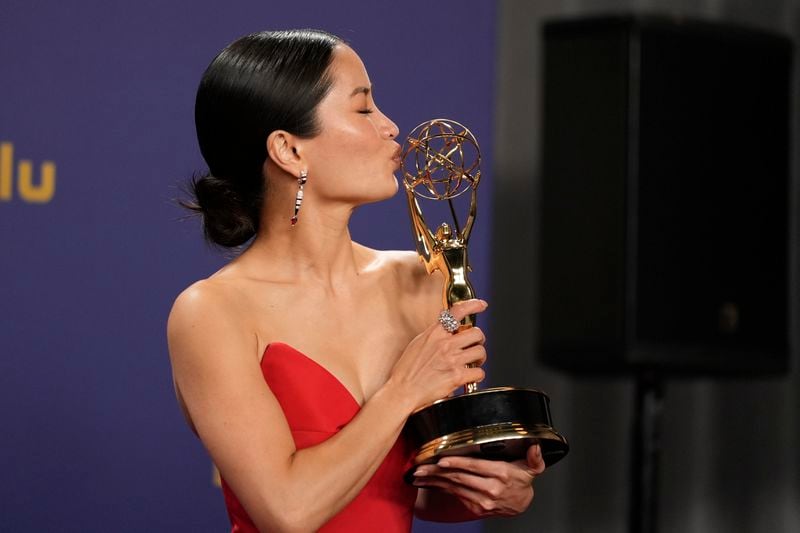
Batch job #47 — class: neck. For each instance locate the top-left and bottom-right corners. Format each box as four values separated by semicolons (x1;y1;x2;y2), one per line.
245;200;362;288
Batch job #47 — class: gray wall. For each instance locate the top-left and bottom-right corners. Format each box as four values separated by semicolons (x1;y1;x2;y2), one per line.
489;1;799;532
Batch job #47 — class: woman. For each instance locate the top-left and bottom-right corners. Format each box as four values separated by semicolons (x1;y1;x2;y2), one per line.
168;29;545;532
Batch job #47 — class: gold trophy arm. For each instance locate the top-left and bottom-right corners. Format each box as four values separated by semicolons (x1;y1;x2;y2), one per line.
406;187;439;274
441;244;479;394
441;246;477;328
461;187;478;244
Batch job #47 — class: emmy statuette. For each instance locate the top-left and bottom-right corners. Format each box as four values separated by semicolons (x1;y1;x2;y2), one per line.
401;119;569;471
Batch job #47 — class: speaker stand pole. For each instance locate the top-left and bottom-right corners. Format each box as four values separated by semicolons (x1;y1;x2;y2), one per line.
629;371;665;533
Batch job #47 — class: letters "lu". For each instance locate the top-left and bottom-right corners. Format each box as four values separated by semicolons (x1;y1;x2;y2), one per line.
0;142;56;203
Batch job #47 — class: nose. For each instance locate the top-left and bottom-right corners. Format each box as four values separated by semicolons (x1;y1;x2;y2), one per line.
383;114;400;139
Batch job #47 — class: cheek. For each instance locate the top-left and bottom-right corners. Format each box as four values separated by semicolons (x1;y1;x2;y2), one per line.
332;132;381;168
320;125;370;159
309;122;386;183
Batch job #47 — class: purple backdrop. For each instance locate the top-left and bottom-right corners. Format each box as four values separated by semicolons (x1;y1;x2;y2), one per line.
0;1;495;531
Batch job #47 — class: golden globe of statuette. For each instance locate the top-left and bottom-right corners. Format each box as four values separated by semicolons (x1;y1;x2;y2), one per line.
402;119;480;201
400;119;569;474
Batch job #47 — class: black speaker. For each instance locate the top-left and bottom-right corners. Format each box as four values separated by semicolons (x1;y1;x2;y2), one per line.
538;16;792;375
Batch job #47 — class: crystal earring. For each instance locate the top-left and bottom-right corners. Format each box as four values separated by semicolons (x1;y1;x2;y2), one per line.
290;170;308;226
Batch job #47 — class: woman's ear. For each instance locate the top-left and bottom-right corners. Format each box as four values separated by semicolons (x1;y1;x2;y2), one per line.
266;130;303;176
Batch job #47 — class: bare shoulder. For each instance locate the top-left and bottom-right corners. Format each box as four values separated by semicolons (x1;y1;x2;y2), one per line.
167;277;255;365
388;250;440;292
357;247;443;324
169;278;238;332
356;247;439;292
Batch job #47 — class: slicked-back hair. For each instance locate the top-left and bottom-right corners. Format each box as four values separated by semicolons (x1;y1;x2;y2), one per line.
188;29;341;247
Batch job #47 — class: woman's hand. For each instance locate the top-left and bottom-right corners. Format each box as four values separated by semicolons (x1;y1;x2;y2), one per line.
412;444;547;518
387;299;489;411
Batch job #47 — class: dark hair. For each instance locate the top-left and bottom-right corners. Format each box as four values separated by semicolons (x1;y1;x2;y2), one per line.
187;29;341;247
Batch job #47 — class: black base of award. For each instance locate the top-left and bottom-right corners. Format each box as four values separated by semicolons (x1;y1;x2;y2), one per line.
403;387;569;479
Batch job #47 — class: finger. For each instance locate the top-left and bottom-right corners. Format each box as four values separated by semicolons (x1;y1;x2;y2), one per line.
419;458;528;492
450;327;486;349
448;299;488;322
436;456;532;482
417;468;494;493
417;467;530;515
414;477;495;513
454;345;487;367
459;365;485;386
526;444;546;475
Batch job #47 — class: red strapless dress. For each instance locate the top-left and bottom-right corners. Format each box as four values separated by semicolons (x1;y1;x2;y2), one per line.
221;342;418;532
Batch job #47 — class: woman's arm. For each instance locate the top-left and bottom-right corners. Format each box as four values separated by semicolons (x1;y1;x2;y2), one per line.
413;438;546;521
168;283;487;533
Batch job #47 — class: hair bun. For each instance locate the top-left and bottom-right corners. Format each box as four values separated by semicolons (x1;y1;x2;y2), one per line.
190;173;259;247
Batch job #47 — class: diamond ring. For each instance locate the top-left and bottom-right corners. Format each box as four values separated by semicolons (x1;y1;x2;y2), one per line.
438;310;460;333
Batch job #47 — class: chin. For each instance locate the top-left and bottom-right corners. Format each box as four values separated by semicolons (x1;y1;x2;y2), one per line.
384;175;400;199
362;175;399;205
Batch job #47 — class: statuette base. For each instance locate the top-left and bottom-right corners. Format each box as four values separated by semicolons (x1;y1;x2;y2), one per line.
404;387;569;475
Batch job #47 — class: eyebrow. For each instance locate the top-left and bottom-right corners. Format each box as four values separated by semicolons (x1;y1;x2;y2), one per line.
350;86;371;97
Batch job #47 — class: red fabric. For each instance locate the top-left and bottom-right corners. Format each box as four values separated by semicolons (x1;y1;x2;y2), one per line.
221;342;417;532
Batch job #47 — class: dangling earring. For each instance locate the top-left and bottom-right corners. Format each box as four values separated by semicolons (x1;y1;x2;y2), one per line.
290;170;308;226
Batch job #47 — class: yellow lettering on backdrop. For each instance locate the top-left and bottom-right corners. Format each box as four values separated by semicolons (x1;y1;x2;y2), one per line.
0;143;12;200
18;160;56;203
0;142;56;203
